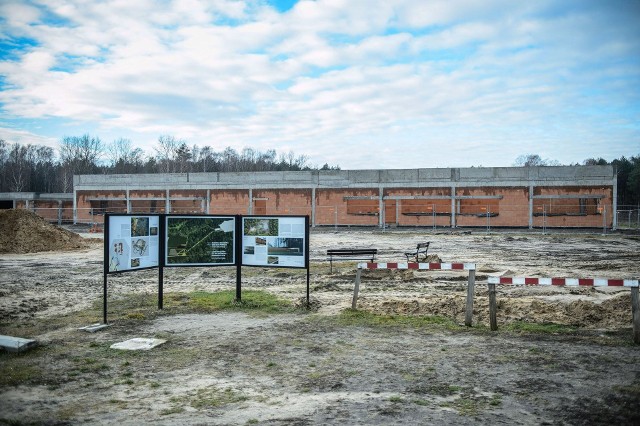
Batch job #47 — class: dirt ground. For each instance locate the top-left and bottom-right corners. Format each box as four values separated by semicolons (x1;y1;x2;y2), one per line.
1;227;640;424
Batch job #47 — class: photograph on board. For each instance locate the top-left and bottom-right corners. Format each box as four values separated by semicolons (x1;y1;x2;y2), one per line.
166;216;235;265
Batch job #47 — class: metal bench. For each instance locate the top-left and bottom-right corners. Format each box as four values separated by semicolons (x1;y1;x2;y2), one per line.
404;242;430;262
327;248;377;273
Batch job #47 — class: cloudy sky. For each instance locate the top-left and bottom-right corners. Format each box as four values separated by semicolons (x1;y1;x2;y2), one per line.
0;0;638;169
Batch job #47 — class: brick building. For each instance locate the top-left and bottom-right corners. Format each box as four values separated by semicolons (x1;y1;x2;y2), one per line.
69;165;616;229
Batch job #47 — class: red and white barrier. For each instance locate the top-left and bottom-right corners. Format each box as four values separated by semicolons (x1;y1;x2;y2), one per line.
487;276;638;287
357;262;476;271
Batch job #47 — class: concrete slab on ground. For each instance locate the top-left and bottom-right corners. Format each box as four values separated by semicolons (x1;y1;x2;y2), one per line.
0;335;37;352
110;338;166;351
78;323;110;333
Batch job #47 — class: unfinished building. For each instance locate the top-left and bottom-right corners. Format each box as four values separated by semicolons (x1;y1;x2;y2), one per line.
70;165;616;229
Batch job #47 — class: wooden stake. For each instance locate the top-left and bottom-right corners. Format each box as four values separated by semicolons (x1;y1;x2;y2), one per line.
352;268;362;309
632;287;640;344
465;269;475;327
489;283;498;331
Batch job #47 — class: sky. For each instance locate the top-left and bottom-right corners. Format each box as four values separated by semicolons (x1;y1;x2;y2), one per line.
0;0;638;169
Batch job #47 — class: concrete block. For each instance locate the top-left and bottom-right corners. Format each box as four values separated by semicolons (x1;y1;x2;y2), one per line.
110;338;166;351
78;323;110;333
0;335;37;352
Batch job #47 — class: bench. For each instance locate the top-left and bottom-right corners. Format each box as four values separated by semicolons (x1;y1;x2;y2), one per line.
404;242;430;262
327;249;377;273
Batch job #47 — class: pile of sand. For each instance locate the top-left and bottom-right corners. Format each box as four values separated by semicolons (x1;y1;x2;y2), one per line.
0;209;89;254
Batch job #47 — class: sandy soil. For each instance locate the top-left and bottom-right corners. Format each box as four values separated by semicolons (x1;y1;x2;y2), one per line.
1;228;640;424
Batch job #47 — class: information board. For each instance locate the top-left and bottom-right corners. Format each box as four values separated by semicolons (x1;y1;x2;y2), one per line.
165;215;236;266
242;216;307;268
107;215;160;273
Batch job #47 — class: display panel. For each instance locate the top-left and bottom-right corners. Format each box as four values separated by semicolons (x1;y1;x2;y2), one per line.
165;216;235;266
242;216;306;268
107;215;160;273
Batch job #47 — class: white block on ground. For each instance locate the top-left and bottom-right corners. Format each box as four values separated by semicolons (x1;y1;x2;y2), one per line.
0;335;37;352
78;323;110;333
110;338;166;351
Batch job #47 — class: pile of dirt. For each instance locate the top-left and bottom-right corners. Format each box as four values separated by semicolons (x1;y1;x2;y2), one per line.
358;292;632;328
0;209;89;254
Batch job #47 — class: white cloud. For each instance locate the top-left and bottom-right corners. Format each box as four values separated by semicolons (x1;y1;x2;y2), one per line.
0;127;58;149
0;0;637;169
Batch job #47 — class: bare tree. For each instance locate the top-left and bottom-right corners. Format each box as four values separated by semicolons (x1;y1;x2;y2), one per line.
107;138;145;174
59;135;103;191
513;154;561;167
155;135;180;173
6;144;30;192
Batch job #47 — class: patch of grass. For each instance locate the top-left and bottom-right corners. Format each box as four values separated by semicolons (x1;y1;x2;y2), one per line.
389;395;405;403
0;364;43;386
160;406;185;415
440;392;503;416
505;321;578;334
333;309;461;330
189;386;249;409
187;290;292;314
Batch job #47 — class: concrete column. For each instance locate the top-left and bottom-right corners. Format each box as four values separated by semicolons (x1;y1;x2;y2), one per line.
528;185;534;229
166;190;170;213
311;187;316;227
57;200;62;225
73;189;77;224
612;172;618;230
126;189;130;213
396;199;400;226
248;189;253;215
450;186;456;228
378;186;384;228
206;189;210;214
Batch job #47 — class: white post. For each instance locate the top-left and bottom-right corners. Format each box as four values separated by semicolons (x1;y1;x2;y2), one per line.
465;269;475;327
311;188;316;227
528;185;534;229
73;189;77;224
334;206;338;230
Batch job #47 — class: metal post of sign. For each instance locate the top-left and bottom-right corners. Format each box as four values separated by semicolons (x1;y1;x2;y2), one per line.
103;272;108;324
103;214;109;324
306;215;311;308
158;214;165;309
158;266;164;309
235;215;242;302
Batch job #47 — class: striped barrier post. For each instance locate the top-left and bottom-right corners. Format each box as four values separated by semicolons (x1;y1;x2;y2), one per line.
353;263;477;327
487;276;640;343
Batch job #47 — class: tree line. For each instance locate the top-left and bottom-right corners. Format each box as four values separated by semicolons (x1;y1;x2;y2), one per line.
514;153;640;206
0;137;637;206
0;135;340;194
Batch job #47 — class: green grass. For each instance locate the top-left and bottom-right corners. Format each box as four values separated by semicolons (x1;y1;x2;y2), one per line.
186;290;292;313
332;309;461;330
504;321;578;334
189;386;249;409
